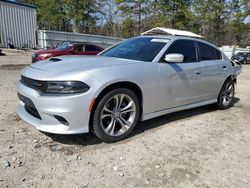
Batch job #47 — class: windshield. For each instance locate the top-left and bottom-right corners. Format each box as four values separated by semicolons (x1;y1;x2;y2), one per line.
101;37;168;61
56;42;72;50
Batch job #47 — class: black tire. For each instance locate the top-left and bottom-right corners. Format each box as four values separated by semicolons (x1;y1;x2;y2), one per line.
92;88;140;142
217;79;235;110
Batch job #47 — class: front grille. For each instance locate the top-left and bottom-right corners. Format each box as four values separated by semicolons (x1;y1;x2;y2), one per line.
24;105;41;119
21;76;47;92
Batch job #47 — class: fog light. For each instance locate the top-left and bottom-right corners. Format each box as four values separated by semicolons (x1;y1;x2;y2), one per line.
54;115;69;126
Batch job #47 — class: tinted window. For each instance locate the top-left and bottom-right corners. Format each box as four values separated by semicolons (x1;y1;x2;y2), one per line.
198;42;221;60
74;45;84;52
237;52;250;57
96;46;102;52
86;45;97;51
101;37;167;62
164;40;197;62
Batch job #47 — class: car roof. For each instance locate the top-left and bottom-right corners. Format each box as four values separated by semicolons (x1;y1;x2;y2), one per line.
71;42;103;48
72;42;95;45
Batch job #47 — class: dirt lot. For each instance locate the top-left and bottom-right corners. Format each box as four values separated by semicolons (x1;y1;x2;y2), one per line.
0;51;250;188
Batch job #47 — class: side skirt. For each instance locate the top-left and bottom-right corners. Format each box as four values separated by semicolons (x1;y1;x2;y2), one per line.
142;99;217;121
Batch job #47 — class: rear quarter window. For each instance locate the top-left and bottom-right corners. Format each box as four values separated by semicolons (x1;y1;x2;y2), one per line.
198;42;222;61
86;45;97;51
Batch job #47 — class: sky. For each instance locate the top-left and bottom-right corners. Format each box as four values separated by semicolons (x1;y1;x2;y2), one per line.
243;15;250;24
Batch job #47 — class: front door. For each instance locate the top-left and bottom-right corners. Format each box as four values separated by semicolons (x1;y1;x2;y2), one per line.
157;39;206;110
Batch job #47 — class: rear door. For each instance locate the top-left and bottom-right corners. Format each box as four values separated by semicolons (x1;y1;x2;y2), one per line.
157;39;206;110
197;41;228;99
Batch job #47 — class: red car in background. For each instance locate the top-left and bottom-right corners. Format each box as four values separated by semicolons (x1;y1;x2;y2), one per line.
32;42;104;63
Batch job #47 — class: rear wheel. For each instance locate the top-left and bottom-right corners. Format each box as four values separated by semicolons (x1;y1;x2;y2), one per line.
217;79;235;110
92;88;140;142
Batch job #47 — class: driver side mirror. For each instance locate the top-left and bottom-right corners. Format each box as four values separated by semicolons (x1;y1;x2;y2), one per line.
164;53;184;63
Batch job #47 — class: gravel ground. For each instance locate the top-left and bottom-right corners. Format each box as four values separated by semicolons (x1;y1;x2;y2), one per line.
0;52;250;188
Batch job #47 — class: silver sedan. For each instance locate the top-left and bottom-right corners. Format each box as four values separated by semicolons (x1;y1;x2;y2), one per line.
16;35;242;142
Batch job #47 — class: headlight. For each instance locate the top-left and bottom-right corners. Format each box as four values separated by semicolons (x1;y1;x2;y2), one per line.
38;53;52;59
45;81;90;94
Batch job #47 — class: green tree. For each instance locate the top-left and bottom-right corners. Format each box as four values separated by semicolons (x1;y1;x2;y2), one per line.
19;0;97;33
18;0;249;46
192;0;229;46
226;0;250;46
121;18;136;38
19;0;69;31
116;0;152;35
65;0;97;33
96;0;119;36
152;0;193;29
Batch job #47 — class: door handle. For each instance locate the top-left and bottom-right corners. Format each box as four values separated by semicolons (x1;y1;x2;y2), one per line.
223;65;227;69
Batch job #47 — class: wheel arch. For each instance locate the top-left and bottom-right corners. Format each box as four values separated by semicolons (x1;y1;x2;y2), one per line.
89;81;144;127
224;75;237;85
217;74;236;109
218;75;236;98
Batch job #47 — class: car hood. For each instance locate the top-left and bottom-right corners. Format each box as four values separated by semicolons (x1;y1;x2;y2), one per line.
29;56;140;73
35;49;61;54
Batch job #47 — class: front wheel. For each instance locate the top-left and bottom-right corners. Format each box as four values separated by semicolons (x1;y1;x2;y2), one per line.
92;88;140;142
217;79;235;110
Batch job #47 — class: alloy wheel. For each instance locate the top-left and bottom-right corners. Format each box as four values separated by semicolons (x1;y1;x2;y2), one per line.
222;83;234;106
100;94;136;137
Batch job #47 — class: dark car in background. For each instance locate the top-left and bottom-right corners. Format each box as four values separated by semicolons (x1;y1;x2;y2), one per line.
32;42;104;63
231;53;246;64
232;52;250;64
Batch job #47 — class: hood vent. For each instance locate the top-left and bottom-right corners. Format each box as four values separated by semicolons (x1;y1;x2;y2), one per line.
49;57;62;62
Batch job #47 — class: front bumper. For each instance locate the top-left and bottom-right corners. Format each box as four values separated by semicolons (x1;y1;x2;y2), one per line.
16;80;91;134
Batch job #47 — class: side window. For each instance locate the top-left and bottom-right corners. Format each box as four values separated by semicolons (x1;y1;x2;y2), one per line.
163;40;197;63
96;46;102;52
74;45;84;52
86;45;97;51
215;49;222;59
198;42;221;61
